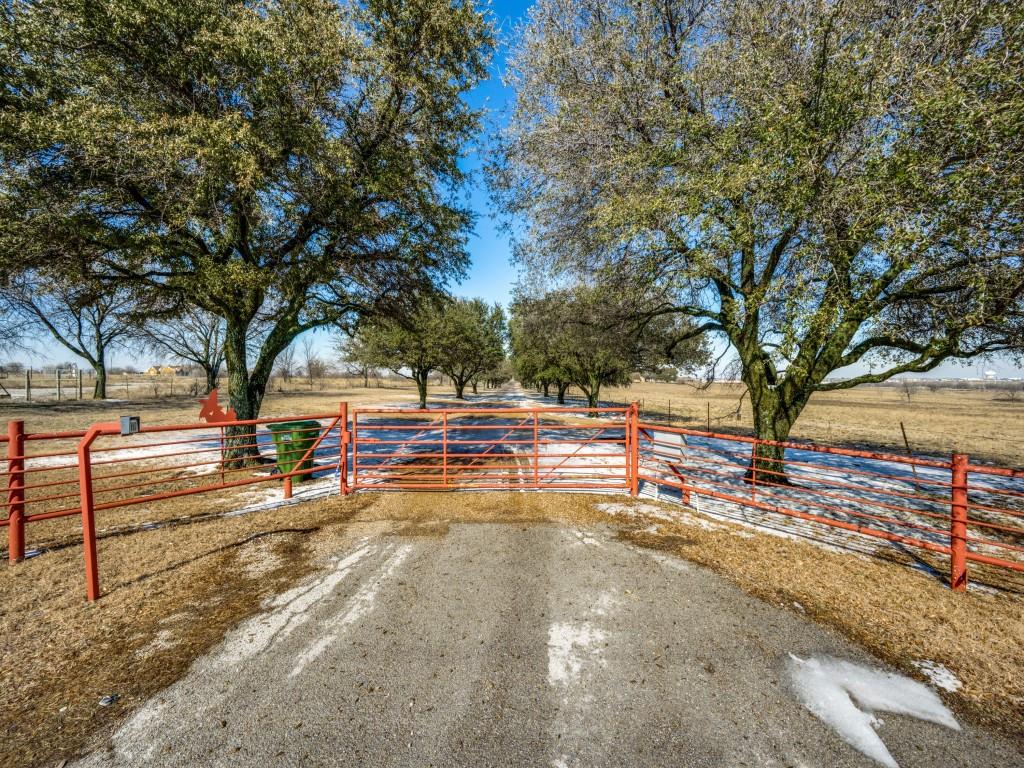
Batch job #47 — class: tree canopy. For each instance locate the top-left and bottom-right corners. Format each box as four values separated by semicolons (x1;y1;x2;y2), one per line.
436;298;506;399
349;295;507;406
0;0;493;443
510;284;710;407
494;0;1024;475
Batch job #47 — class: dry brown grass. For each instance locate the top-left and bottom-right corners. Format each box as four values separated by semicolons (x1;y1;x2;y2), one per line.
593;380;1024;467
1;489;1022;766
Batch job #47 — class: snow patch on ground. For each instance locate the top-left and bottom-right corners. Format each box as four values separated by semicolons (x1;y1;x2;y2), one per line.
547;622;607;687
217;543;374;665
134;628;179;659
597;500;728;533
788;654;959;768
288;543;414;678
911;660;963;693
241;537;284;579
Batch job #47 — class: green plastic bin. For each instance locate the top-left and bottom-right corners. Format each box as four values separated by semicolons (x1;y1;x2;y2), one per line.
266;420;321;482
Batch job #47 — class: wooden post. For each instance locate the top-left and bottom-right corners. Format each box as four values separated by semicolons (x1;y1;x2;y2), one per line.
950;453;969;592
707;402;711;433
78;369;83;399
6;420;25;563
56;368;61;401
24;369;31;402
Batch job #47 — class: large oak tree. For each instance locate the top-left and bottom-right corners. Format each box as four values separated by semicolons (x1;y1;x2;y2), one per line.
0;0;492;455
494;0;1024;479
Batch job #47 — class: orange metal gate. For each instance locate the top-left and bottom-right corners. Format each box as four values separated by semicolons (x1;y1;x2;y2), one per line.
350;405;637;492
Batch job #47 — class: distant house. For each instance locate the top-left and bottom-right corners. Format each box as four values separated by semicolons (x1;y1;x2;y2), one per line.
145;365;188;376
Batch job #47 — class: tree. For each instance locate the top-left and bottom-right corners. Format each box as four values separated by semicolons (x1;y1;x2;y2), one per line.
275;343;298;384
511;284;709;407
136;308;226;393
495;0;1024;480
0;0;492;458
349;301;446;408
0;273;134;398
482;359;514;389
437;298;506;399
334;335;375;388
300;335;327;390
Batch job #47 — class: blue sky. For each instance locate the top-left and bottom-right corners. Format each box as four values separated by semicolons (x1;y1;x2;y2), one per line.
448;0;535;308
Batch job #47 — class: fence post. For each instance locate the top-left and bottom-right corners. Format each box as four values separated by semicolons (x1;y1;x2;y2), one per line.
532;410;540;488
7;420;25;563
442;411;449;488
77;425;106;601
351;411;359;491
950;452;969;592
56;368;61;401
77;369;83;399
25;369;31;402
629;402;640;497
339;402;349;496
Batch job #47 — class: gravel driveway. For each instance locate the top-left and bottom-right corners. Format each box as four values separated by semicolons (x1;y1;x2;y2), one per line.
75;520;1022;768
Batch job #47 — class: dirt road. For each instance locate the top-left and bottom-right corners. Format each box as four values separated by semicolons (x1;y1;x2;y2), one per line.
75;521;1021;768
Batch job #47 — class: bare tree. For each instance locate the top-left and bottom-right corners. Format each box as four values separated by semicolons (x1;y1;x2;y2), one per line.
274;343;297;384
0;273;134;398
300;336;327;390
136;308;226;393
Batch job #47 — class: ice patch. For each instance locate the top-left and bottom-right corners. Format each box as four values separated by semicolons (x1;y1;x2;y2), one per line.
788;654;959;768
911;660;963;693
547;622;607;686
217;543;373;664
288;543;414;678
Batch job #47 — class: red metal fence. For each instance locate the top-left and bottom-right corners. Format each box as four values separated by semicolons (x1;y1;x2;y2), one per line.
2;406;350;600
3;402;1023;601
350;405;631;491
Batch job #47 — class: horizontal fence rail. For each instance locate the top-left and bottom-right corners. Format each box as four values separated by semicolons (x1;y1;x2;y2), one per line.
635;424;1024;589
3;406;350;600
351;405;631;492
3;401;1023;600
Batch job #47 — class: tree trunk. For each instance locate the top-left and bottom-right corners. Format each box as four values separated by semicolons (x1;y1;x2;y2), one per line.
203;365;219;394
415;370;429;408
471;380;478;395
556;381;569;405
223;322;265;465
542;381;550;398
454;379;466;399
92;360;107;399
745;378;799;485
